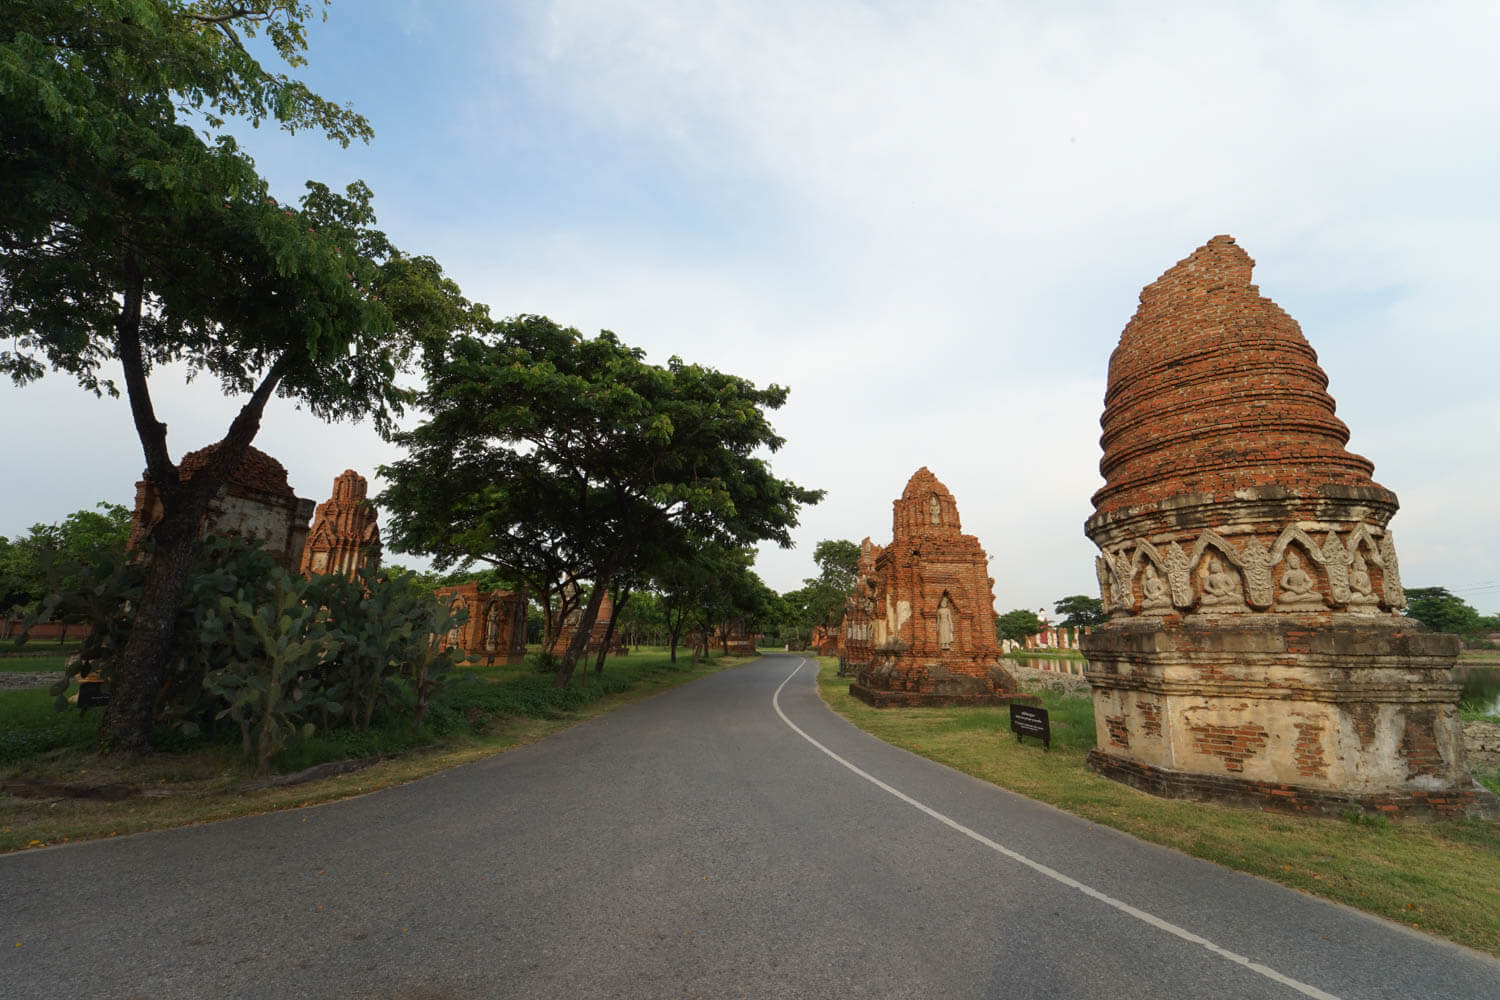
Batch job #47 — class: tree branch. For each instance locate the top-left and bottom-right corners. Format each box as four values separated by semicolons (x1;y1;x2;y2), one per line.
114;256;175;495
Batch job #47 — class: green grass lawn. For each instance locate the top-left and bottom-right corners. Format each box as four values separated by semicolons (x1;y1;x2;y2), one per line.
815;658;1500;957
0;647;749;852
0;654;68;675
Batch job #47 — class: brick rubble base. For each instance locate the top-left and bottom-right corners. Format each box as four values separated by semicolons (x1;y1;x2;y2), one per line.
1087;749;1499;821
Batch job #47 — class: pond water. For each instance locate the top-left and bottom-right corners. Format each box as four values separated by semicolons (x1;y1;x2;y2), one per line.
1459;665;1500;716
1016;657;1090;675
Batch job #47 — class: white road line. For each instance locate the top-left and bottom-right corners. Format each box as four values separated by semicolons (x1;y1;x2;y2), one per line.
772;658;1341;1000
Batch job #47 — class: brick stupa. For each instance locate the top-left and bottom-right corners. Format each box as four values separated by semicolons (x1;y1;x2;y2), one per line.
1081;236;1495;818
128;444;314;572
299;470;382;579
850;469;1033;708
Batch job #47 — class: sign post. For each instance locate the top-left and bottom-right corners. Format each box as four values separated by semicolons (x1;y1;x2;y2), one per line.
1009;703;1050;750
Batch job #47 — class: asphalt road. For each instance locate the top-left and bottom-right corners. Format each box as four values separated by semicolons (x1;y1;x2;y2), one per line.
3;654;1497;999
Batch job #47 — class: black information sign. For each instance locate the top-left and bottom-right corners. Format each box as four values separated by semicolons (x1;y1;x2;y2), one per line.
77;680;110;710
1009;703;1050;750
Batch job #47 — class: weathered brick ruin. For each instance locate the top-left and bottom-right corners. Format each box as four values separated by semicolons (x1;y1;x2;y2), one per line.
1081;235;1496;818
717;621;760;656
549;588;626;657
299;469;382;579
850;469;1033;708
128;444;314;571
837;537;881;676
433;582;527;664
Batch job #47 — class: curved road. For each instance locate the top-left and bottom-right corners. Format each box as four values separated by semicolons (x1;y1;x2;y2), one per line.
3;655;1496;999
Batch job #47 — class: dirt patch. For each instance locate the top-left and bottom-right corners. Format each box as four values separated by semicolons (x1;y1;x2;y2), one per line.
0;671;61;690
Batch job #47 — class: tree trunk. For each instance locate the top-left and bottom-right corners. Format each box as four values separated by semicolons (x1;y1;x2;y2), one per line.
594;587;629;673
96;510;201;754
554;576;609;689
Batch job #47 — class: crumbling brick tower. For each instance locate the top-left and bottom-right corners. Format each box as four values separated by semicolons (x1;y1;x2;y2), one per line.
850;468;1032;708
128;443;314;572
300;469;382;579
837;537;881;676
1081;236;1496;818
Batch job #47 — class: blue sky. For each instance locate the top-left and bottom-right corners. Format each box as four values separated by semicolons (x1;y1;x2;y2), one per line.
4;0;1499;615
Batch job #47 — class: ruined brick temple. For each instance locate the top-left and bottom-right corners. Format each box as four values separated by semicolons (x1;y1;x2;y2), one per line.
837;538;881;676
433;582;527;664
128;444;314;571
549;588;626;658
300;470;382;579
1081;236;1496;818
850;469;1032;708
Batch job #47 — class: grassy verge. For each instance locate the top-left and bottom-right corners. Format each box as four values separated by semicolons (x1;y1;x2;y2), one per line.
0;648;746;853
1003;649;1085;661
815;657;1500;957
0;655;67;675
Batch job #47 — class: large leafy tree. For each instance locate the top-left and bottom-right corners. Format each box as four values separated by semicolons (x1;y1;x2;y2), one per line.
1052;594;1106;629
0;503;133;615
1404;587;1485;636
1;3;479;752
799;538;860;632
380;315;822;687
995;608;1043;644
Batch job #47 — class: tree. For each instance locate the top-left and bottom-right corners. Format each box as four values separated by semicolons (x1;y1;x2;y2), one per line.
0;503;133;620
2;3;480;752
800;538;860;632
380;316;822;687
996;608;1043;643
1053;594;1106;629
1404;587;1484;636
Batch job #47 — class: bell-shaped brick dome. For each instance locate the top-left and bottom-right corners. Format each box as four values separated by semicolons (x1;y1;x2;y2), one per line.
1092;236;1379;516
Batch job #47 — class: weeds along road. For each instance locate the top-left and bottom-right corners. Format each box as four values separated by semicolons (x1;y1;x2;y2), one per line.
3;653;1497;999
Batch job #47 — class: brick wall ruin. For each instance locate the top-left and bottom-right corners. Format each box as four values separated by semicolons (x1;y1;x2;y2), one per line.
128;444;314;572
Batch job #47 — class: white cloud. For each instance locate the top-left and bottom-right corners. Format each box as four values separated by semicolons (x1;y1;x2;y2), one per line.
5;0;1498;615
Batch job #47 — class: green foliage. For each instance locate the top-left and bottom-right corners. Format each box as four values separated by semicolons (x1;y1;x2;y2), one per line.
788;538;860;636
1053;594;1106;629
205;572;331;774
26;537;466;769
380;315;821;683
996;608;1044;643
1405;587;1485;636
0;503;132;613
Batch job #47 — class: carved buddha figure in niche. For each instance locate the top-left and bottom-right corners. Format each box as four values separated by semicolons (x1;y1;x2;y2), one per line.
1349;551;1375;598
929;495;942;524
485;603;501;650
937;595;955;649
1141;562;1171;608
1277;550;1324;608
448;599;466;646
1200;555;1243;606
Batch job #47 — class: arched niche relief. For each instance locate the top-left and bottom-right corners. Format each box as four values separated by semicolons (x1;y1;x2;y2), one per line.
937;592;957;650
447;598;467;647
1269;528;1327;611
483;601;502;651
928;494;943;526
1094;551;1116;612
1129;542;1174;614
1188;531;1250;611
1344;524;1386;612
